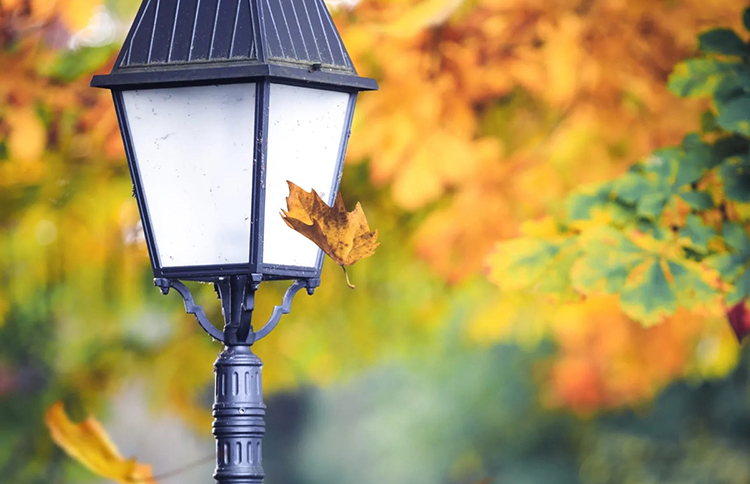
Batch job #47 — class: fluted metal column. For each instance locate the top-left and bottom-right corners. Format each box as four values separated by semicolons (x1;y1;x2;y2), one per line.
156;274;314;484
213;345;266;483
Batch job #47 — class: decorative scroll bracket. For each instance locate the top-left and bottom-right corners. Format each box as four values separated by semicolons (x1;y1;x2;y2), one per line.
154;278;225;342
154;277;318;345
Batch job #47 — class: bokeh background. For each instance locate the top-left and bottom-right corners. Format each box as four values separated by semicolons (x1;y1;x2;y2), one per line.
2;0;750;483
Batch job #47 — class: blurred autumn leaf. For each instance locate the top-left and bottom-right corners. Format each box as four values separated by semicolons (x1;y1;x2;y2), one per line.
282;181;379;288
45;402;158;484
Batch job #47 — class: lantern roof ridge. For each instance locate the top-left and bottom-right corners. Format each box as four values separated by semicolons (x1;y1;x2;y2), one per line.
92;0;377;91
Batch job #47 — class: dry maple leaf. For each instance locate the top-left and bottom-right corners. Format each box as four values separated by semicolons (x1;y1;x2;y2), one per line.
281;181;379;289
45;402;158;484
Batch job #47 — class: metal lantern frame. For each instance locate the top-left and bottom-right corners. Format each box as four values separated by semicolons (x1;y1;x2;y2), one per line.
91;0;377;283
90;1;377;482
111;85;358;283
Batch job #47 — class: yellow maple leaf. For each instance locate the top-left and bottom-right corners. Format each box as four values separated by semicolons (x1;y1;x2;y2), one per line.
281;181;379;289
45;402;158;484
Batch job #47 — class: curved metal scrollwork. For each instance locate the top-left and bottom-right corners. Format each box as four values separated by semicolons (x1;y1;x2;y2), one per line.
154;277;311;345
254;280;306;341
154;278;226;342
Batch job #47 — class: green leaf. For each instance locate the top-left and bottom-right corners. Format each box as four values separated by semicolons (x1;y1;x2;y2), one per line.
716;96;750;135
709;252;748;282
636;218;659;237
612;172;653;205
679;215;715;253
637;193;668;219
620;259;677;326
644;149;678;181
571;229;645;295
728;268;750;305
487;238;561;292
717;156;750;202
675;157;708;188
535;242;581;298
668;59;732;98
723;222;750;253
698;29;749;57
565;182;613;220
744;6;750;33
668;260;718;307
713;135;750;159
675;133;724;170
678;191;713;210
700;111;720;133
707;224;750;282
713;74;748;107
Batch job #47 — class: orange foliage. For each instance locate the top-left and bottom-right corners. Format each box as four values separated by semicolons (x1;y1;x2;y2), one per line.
544;296;737;413
0;0;121;167
337;0;745;281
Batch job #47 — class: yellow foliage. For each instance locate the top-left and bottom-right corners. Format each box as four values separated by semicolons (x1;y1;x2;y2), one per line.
6;107;46;162
45;402;158;484
468;292;556;348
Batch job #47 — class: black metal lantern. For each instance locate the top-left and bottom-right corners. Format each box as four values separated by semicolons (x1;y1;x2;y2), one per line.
91;1;376;483
92;0;376;282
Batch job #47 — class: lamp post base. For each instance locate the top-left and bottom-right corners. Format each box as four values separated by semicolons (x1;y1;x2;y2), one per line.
213;345;266;484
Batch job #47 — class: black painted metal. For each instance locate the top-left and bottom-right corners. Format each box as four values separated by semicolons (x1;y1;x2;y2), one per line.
155;278;226;342
91;65;377;91
253;279;308;340
91;0;376;92
156;274;317;482
155;275;316;344
213;345;266;483
249;81;269;271
155;263;256;281
102;0;377;284
112;91;160;276
115;76;344;283
260;0;353;69
117;0;355;70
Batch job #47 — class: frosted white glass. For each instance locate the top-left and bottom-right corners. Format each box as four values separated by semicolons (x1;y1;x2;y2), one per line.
123;84;256;267
263;84;350;268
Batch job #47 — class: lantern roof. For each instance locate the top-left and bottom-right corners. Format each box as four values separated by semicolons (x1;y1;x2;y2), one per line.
91;0;377;91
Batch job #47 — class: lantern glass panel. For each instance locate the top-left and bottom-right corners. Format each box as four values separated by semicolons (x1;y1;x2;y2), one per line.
262;84;351;268
122;83;256;268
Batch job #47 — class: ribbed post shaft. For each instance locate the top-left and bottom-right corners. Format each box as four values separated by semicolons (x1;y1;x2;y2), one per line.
213;345;265;483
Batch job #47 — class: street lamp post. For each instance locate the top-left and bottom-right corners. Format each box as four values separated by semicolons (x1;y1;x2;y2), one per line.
90;1;377;482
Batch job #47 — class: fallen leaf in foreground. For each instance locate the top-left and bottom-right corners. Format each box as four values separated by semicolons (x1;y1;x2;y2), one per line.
45;402;158;484
281;181;379;288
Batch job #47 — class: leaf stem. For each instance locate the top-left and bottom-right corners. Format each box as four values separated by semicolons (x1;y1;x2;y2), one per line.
342;265;355;289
